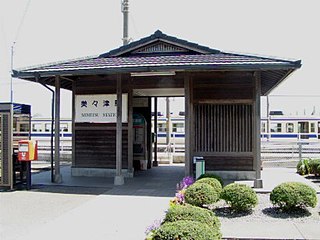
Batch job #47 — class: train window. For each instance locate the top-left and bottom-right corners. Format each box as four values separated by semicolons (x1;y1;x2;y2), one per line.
32;123;42;132
19;123;29;132
310;123;316;133
60;123;69;132
45;123;51;132
261;123;266;133
172;123;184;133
158;123;167;132
286;123;294;133
270;123;282;132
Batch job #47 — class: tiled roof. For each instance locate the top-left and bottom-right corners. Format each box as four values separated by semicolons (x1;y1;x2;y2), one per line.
12;30;301;95
14;53;300;76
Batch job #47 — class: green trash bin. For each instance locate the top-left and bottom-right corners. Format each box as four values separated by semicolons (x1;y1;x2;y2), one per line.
194;157;205;179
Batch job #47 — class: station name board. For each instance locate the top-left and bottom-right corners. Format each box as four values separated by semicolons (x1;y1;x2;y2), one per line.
75;94;128;123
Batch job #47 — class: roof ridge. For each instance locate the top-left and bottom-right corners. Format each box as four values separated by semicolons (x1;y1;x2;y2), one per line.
99;30;220;57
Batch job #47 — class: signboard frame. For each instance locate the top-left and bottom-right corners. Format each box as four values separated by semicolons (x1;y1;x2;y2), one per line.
75;94;128;123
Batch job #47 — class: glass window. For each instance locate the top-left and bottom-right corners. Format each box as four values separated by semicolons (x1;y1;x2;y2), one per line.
271;123;282;132
60;123;69;132
172;123;184;133
45;123;51;132
19;123;29;132
286;123;294;133
157;123;166;132
32;123;42;132
310;123;315;133
261;123;266;133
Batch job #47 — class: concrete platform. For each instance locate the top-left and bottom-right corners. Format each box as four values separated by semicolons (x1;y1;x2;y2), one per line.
1;165;320;240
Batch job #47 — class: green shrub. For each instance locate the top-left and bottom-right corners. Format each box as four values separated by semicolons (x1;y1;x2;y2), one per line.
308;159;320;175
317;164;320;175
152;220;221;240
296;159;310;175
164;204;220;229
270;182;317;211
196;178;223;196
221;183;258;212
198;173;224;186
185;182;220;207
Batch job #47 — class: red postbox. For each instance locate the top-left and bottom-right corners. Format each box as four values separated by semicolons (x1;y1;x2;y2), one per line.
18;140;38;161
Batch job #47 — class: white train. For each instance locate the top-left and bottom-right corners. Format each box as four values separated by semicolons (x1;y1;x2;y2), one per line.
13;115;320;151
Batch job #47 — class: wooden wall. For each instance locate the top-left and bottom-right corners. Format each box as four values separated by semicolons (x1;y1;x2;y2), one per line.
74;123;128;169
192;72;255;171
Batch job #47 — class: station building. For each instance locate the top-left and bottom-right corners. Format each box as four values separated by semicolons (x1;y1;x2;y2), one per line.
13;30;301;185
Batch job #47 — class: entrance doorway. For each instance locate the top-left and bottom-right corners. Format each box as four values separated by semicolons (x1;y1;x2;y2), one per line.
151;97;185;166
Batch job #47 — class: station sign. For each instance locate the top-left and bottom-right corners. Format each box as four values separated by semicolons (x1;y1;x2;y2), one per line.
75;94;128;123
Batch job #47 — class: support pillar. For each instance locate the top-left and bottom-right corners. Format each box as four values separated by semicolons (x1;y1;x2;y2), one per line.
54;76;62;183
114;74;124;185
253;72;263;188
153;97;158;166
184;74;193;176
127;79;134;176
72;81;76;168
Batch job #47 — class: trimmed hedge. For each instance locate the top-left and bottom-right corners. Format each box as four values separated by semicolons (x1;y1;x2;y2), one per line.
296;158;320;176
152;220;221;240
308;159;320;175
164;204;220;229
297;159;310;175
221;183;258;212
196;178;223;196
198;173;224;186
270;182;317;211
185;182;220;207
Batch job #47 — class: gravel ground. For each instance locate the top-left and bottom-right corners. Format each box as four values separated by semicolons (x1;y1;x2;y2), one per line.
211;194;320;224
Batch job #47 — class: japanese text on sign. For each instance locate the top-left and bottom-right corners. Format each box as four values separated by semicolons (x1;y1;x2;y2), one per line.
75;94;128;123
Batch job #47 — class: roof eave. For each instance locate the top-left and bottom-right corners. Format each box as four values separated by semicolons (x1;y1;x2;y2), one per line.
13;63;299;80
262;68;297;96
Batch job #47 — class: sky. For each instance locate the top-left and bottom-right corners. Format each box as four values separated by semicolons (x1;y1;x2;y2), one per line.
1;0;319;118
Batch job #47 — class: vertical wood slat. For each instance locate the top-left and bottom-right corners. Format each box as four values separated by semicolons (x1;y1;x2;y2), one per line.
194;104;252;153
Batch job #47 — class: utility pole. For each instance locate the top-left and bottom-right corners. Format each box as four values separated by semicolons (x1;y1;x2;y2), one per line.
10;42;16;103
122;0;129;45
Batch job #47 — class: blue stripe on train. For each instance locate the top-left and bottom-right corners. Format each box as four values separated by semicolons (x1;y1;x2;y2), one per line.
31;133;72;137
157;133;185;138
261;134;318;138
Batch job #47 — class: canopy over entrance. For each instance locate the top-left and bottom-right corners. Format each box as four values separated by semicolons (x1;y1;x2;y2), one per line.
13;30;301;186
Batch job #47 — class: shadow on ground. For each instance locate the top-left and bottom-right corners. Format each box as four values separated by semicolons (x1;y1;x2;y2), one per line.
213;207;253;218
31;185;112;195
262;207;312;219
28;164;184;198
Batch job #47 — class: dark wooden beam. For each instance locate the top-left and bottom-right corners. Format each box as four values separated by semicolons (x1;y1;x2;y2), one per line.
127;78;133;175
253;72;263;188
153;97;158;166
114;74;124;185
54;76;62;183
184;73;193;176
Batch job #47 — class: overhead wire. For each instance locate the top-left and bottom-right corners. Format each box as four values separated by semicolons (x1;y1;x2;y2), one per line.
14;0;32;43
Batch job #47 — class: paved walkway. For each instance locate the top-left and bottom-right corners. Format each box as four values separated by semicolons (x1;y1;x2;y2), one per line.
1;165;320;240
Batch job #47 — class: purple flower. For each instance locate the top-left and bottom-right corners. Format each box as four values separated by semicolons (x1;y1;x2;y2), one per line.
182;176;194;187
145;219;162;234
175;191;185;203
177;176;194;191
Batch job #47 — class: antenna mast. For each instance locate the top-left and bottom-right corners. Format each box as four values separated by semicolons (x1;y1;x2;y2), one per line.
122;0;129;45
